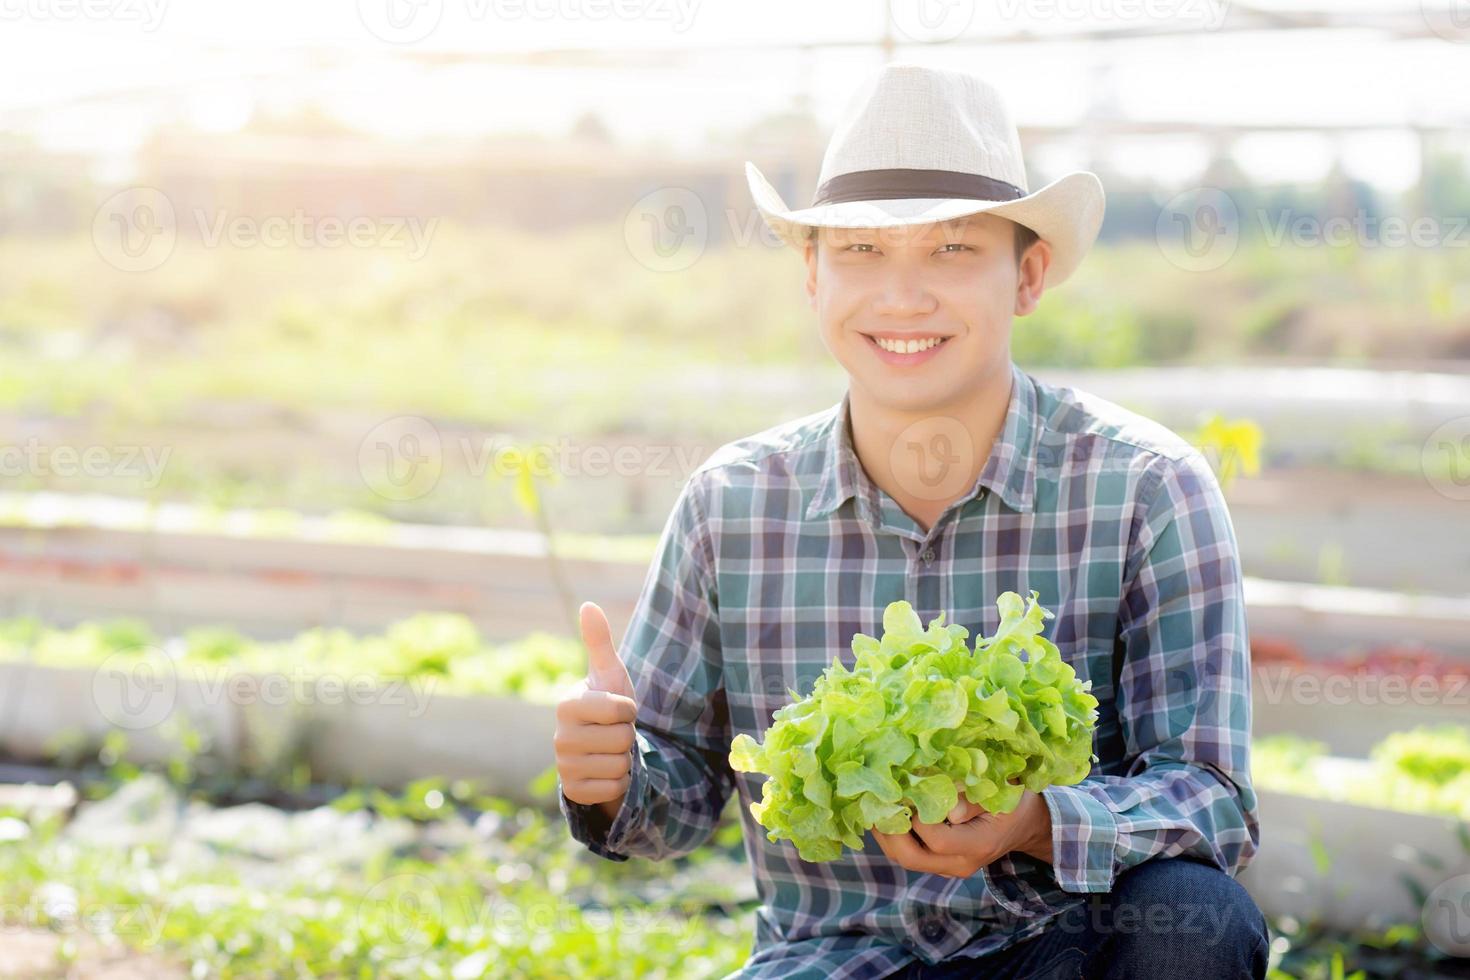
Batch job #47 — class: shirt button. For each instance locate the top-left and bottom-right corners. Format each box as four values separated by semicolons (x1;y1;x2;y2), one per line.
920;547;935;564
920;917;945;940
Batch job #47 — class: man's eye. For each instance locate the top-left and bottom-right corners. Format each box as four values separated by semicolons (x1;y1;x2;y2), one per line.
937;243;972;253
845;243;877;253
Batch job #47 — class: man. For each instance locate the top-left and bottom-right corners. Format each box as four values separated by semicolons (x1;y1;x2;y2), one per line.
555;63;1267;978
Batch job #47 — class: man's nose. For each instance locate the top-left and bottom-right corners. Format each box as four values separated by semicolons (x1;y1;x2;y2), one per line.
871;267;938;318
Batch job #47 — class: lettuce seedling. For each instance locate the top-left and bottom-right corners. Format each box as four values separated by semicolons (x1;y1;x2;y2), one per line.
729;591;1099;862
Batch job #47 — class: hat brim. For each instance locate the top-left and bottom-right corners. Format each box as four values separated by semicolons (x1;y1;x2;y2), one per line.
745;161;1105;290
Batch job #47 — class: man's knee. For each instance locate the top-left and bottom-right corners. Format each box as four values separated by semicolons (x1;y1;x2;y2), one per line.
1089;856;1269;979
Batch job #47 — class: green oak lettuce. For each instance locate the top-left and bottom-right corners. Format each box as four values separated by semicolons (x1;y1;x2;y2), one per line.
728;591;1099;862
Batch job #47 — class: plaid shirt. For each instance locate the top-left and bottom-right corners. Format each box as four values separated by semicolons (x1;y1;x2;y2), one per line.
560;360;1259;979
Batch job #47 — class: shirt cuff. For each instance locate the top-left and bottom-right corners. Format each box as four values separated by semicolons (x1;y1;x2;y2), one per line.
1041;783;1120;893
981;850;1070;923
558;729;653;862
558;788;625;861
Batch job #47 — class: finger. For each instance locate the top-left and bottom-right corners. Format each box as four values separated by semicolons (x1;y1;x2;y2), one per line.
554;720;636;755
947;797;985;824
581;602;634;698
875;830;971;876
871;830;904;863
559;752;633;781
561;775;631;806
913;821;1003;875
558;689;637;725
873;829;932;866
911;819;972;857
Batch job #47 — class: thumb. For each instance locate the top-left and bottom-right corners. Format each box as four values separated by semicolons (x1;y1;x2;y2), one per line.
580;601;634;699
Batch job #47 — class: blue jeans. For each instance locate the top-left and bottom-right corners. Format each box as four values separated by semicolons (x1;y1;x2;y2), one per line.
889;857;1270;979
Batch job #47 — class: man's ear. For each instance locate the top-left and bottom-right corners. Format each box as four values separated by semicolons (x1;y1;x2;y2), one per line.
1014;237;1052;317
804;237;818;309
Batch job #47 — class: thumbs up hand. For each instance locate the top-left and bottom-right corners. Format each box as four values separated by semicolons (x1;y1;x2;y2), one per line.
580;600;634;700
554;602;638;817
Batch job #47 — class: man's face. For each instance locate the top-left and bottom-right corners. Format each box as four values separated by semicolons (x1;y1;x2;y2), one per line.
803;213;1048;415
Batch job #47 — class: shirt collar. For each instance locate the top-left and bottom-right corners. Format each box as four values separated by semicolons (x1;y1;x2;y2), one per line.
805;360;1039;521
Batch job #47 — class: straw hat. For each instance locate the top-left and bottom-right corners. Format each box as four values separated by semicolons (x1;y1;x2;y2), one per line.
746;63;1105;289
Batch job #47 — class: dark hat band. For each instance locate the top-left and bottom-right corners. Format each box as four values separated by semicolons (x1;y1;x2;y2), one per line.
811;168;1027;207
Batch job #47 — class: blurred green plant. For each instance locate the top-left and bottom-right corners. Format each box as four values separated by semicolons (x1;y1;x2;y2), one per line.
1254;727;1470;820
0;613;586;702
0;768;755;978
488;441;578;637
1315;541;1350;588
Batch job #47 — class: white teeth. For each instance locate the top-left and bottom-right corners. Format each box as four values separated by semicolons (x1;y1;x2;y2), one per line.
874;336;943;354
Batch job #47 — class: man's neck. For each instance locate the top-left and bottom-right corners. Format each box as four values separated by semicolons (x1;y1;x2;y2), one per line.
847;362;1015;534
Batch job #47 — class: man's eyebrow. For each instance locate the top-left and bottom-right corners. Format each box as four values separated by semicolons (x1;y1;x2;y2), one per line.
828;224;992;248
936;221;989;239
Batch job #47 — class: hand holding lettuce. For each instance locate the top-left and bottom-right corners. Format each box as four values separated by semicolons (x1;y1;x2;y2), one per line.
729;591;1099;863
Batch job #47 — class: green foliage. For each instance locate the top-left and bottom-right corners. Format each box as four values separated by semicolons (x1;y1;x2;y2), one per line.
1012;294;1144;369
0;224;818;438
0;776;754;978
1373;726;1470;788
182;625;251;662
0;613;585;703
1;618;159;668
729;592;1099;862
1267;916;1434;980
1254;728;1470;820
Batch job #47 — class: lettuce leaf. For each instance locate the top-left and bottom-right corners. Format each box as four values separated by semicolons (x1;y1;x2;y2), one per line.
728;591;1100;863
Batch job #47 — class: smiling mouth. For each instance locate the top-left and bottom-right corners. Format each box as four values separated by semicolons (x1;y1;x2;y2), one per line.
863;335;951;354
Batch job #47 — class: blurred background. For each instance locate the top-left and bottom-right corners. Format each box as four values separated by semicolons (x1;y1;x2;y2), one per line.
1;1;1469;977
